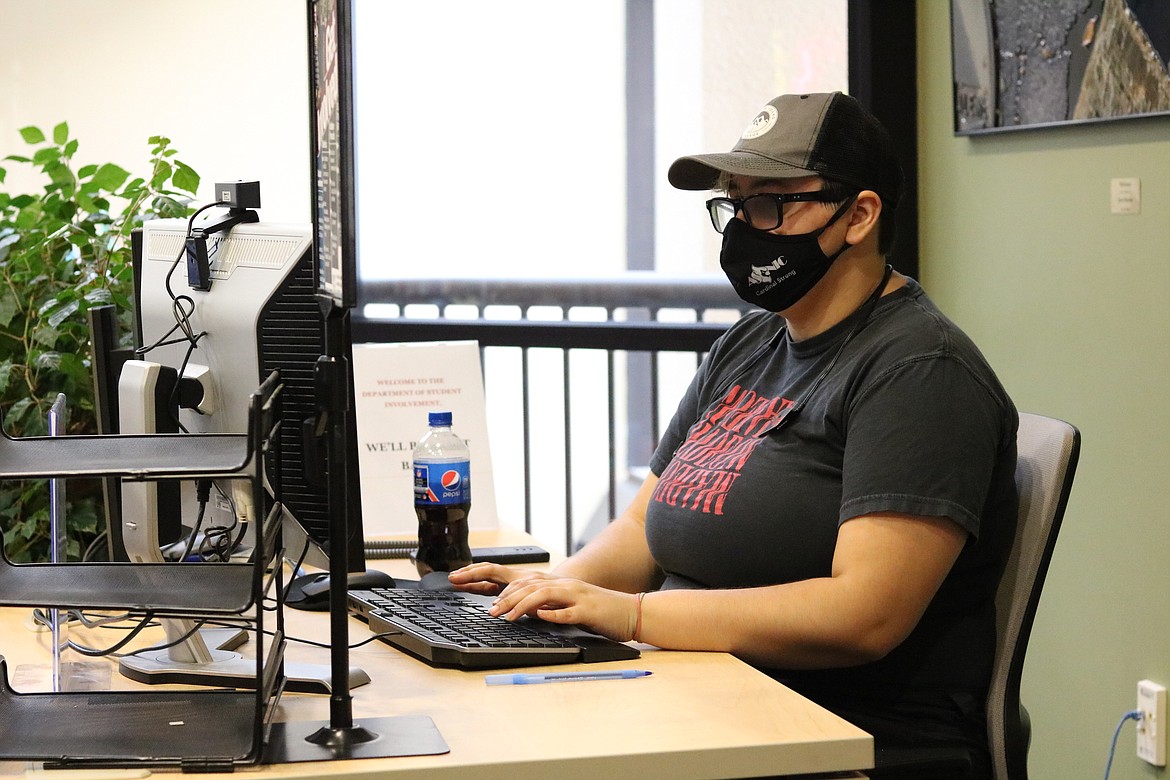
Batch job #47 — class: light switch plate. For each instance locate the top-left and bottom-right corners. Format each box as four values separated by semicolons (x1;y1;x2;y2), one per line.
1111;177;1141;214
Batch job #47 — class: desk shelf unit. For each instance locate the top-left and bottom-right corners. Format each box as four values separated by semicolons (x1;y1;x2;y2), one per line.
0;371;288;771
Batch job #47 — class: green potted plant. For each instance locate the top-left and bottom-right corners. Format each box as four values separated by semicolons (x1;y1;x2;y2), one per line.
0;122;200;562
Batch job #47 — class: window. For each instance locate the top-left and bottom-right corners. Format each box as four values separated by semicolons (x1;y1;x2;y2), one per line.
351;0;849;548
353;0;847;281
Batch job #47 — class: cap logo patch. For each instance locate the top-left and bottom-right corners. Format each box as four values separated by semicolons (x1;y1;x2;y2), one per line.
741;105;778;140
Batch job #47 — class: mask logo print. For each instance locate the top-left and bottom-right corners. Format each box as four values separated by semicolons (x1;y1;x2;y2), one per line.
747;256;791;288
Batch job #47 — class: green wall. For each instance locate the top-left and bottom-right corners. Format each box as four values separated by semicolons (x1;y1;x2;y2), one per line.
918;4;1170;778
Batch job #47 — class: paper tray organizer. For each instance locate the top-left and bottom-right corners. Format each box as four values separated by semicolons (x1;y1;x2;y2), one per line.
0;371;287;770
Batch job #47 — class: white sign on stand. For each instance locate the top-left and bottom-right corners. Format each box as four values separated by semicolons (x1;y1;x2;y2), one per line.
351;340;500;537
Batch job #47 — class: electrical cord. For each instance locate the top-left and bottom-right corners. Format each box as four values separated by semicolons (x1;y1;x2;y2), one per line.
113;616;222;659
280;534;314;604
208;481;247;561
163;480;246;562
137;200;226;359
1103;709;1143;780
199;618;398;651
81;530;109;562
33;605;389;655
31;608;147;631
136;199;227;433
56;612;158;657
174;479;213;562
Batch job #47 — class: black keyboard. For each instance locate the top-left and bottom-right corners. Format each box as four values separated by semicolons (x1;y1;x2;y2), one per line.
347;587;640;669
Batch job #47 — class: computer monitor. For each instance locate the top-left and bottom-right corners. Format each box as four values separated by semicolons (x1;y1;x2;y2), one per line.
126;217;365;569
309;0;357;312
263;0;444;760
112;216;370;692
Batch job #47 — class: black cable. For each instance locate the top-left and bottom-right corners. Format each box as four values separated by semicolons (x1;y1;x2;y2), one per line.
112;616;222;659
137;200;226;361
199;618;399;651
57;612;158;657
30;608;143;631
280;534;314;603
206;482;248;561
81;530;109;562
176;490;211;562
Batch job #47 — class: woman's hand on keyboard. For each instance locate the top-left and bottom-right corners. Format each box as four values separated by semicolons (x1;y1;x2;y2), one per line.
448;562;557;596
473;573;640;643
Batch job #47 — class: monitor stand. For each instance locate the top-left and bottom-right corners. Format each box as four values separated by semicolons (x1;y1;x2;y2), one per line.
261;299;447;763
116;616;371;694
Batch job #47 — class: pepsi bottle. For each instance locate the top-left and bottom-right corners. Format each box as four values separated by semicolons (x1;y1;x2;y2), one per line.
412;411;473;575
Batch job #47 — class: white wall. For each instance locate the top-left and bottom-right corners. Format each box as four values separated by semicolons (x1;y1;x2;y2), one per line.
0;0;310;222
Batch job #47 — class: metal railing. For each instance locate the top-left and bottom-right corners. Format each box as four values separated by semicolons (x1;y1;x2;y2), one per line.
354;274;745;554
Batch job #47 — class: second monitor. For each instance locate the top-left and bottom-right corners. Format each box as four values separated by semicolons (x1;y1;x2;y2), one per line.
127;216;365;570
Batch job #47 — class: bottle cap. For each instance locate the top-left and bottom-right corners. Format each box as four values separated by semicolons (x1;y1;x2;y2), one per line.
428;411;453;427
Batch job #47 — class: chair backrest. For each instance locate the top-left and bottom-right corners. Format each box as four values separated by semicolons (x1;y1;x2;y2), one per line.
987;412;1080;780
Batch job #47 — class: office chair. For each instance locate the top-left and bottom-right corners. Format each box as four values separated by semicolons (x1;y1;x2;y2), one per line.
872;412;1081;780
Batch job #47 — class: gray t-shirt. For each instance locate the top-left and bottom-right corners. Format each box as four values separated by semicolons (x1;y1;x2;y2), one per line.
646;278;1018;698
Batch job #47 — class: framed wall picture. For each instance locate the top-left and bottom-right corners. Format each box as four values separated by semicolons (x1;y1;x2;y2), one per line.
951;0;1170;135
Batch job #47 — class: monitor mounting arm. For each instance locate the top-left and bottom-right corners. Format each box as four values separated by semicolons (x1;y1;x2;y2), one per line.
186;208;260;291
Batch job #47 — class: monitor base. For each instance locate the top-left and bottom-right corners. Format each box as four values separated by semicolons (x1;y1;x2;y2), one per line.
119;648;370;694
264;715;448;763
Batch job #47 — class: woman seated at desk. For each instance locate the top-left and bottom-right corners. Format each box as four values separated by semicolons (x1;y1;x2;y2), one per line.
451;92;1017;780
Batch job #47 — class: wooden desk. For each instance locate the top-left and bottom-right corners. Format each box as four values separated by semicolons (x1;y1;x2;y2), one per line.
1;529;871;779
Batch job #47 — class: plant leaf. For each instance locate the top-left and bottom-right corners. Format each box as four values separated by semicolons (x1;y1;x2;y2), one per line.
32;147;61;166
0;125;202;562
172;161;200;194
83;288;114;305
34;350;62;369
90;163;130;192
6;397;33;430
0;297;17;331
19;126;45;144
150;160;173;190
152;194;184;218
46;161;76;192
32;324;59;348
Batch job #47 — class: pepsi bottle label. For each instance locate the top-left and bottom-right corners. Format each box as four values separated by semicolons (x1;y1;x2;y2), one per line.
413;461;471;506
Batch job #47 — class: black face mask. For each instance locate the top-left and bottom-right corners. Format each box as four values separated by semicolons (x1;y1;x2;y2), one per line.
719;197;856;313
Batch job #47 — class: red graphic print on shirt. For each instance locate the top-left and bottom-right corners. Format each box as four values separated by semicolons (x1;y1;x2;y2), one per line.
651;385;793;515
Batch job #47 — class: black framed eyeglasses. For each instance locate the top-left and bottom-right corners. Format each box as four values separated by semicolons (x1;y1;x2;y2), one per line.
704;191;842;234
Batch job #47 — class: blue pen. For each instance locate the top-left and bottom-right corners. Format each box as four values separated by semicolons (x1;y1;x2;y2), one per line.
485;669;652;686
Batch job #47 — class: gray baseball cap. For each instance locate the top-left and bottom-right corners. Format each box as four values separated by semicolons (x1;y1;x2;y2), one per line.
667;92;903;208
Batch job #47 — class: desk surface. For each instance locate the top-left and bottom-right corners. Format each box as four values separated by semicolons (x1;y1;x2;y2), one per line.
1;529;871;780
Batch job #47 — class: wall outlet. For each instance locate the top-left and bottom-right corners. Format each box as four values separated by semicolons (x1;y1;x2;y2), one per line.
1137;679;1167;766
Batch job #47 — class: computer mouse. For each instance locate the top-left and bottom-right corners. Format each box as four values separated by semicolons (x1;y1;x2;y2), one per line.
286;569;397;611
419;570;456;592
